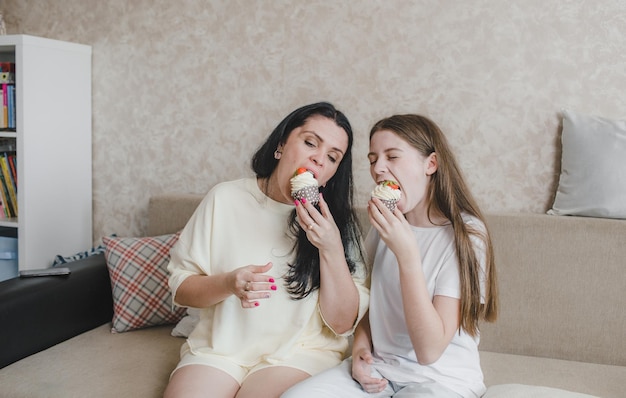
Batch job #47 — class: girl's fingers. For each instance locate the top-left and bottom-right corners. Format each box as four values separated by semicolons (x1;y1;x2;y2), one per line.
368;200;386;229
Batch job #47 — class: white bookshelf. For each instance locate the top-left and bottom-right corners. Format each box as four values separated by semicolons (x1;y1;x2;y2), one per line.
0;34;92;271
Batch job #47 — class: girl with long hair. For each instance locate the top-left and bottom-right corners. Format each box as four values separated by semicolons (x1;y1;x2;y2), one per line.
283;114;498;398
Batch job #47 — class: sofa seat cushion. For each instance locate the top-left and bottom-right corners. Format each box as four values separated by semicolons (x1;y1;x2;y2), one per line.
481;351;626;398
2;326;625;397
484;384;599;397
0;324;181;398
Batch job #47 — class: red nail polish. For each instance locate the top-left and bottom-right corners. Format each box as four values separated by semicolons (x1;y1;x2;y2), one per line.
294;200;299;206
271;285;277;290
254;302;260;307
269;278;275;283
301;197;307;204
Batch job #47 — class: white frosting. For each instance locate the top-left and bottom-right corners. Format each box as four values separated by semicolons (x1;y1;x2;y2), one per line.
371;183;401;201
290;170;318;193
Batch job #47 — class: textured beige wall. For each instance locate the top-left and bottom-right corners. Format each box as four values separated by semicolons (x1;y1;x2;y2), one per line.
1;0;625;245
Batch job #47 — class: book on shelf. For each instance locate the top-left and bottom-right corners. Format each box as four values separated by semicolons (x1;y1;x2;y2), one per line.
7;84;14;129
0;165;14;218
1;84;6;130
0;62;16;130
0;83;15;131
0;153;16;216
0;146;16;218
8;153;16;187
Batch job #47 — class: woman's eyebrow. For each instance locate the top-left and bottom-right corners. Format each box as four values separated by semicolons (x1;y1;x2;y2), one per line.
305;131;345;156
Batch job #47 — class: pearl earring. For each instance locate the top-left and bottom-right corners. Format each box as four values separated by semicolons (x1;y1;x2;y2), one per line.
274;150;282;159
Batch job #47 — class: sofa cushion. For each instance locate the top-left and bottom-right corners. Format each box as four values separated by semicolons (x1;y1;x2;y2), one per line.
103;233;186;333
0;324;181;397
479;213;626;366
483;384;599;398
480;350;626;398
548;109;626;219
2;327;623;398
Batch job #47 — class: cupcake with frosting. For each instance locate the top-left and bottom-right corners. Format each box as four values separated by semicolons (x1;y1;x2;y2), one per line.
371;180;402;212
290;168;319;205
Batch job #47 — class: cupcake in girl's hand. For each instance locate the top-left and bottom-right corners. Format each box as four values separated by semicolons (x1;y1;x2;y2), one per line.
371;180;402;212
290;168;319;205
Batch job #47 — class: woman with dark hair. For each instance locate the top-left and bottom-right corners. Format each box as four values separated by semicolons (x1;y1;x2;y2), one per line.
164;102;369;398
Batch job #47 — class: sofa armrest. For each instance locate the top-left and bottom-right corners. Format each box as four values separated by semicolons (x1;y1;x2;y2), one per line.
0;253;113;368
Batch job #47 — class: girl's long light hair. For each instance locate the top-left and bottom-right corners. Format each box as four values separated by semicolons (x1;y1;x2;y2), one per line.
370;114;498;336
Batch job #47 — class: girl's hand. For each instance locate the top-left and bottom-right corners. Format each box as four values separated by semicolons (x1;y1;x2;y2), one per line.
368;198;418;260
227;262;276;308
351;348;388;394
295;193;342;253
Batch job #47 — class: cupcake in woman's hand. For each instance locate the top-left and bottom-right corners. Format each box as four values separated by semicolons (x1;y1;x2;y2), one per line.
371;180;402;212
290;168;319;205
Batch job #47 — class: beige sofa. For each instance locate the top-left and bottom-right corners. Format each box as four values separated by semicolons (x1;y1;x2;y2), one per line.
0;193;624;398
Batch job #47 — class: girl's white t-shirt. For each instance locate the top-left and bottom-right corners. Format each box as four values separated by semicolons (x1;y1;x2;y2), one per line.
365;215;487;398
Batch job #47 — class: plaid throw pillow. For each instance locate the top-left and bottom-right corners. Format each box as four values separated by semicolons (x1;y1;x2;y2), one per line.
103;232;186;333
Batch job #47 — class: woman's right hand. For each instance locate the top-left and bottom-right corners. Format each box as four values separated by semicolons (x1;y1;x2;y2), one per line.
227;262;277;308
351;348;388;394
173;262;276;309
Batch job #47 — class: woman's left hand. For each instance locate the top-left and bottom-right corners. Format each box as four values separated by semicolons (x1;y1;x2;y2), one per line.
295;193;342;251
298;193;358;334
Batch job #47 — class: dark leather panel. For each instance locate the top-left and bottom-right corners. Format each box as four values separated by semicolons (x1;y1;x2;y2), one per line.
0;253;113;368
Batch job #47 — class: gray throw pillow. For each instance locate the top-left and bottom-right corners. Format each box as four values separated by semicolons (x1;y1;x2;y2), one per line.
548;109;626;219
